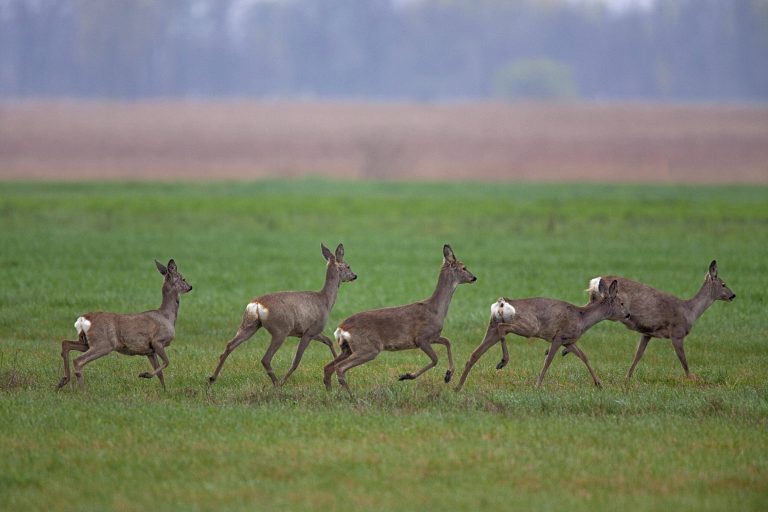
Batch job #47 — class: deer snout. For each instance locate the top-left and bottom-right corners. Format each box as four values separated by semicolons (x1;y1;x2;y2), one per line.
728;293;736;301
351;274;358;281
469;276;477;283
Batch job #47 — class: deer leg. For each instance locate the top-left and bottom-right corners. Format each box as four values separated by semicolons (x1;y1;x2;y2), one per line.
324;342;352;391
455;324;501;391
335;348;379;393
279;333;313;386
536;338;563;387
496;337;510;370
567;344;602;388
73;345;114;392
57;340;88;390
140;341;169;378
313;334;338;359
431;336;455;383
671;337;691;378
261;333;288;386
399;340;439;381
147;353;166;390
625;334;651;382
208;322;260;384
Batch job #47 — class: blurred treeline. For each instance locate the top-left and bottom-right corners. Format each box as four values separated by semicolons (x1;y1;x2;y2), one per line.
1;0;766;101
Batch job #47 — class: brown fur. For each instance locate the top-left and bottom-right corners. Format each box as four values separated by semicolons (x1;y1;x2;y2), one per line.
587;260;735;380
208;243;356;386
324;245;476;392
455;279;628;390
56;259;192;392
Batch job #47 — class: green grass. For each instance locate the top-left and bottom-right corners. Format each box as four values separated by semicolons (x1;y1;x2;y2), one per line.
0;180;767;511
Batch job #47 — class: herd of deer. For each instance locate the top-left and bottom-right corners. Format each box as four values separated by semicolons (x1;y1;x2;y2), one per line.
55;244;735;393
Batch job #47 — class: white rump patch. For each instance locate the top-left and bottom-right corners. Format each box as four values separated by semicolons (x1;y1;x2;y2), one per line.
491;298;515;322
334;327;351;343
74;316;91;335
587;277;603;295
245;302;269;321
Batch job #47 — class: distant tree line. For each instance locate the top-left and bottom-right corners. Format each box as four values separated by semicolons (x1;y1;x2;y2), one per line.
0;0;766;101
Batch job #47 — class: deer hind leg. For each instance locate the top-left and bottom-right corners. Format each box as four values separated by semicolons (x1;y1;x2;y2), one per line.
567;344;602;388
399;339;439;382
208;320;260;384
335;347;380;393
455;323;502;391
625;334;651;382
671;337;691;378
261;332;288;386
431;336;455;383
72;344;114;392
147;353;166;390
536;338;563;388
324;341;352;391
496;337;510;370
57;340;88;390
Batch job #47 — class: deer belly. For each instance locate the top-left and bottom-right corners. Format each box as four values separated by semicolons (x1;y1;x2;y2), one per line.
383;336;417;351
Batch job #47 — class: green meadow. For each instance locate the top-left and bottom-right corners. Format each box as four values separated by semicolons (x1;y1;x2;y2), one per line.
1;180;766;511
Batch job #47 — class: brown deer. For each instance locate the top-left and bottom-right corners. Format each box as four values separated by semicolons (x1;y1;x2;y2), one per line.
324;245;476;392
455;279;628;391
208;243;356;387
56;259;192;391
586;260;735;381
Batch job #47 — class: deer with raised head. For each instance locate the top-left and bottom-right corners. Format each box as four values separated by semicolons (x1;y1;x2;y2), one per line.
208;243;356;387
455;279;628;391
586;260;735;381
56;259;192;391
324;244;476;392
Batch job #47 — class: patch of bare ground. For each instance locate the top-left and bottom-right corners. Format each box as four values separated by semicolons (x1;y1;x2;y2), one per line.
0;101;766;183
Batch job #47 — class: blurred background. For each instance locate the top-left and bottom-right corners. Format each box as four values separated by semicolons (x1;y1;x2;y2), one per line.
0;0;767;182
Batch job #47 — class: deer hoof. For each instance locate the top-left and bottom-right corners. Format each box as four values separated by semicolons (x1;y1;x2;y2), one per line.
139;372;152;379
398;373;415;381
561;348;570;357
444;370;453;383
544;349;549;356
56;377;69;389
595;380;603;389
207;376;216;385
496;360;507;370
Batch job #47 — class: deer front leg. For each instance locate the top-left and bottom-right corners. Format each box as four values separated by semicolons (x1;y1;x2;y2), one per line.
671;336;692;378
279;333;313;386
567;343;602;388
399;339;439;381
140;340;169;379
455;323;502;391
431;336;455;383
57;340;88;390
147;353;166;390
535;338;563;387
313;334;338;359
625;334;651;382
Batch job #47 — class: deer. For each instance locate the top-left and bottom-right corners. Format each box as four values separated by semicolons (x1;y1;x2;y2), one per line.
208;243;356;387
324;244;476;392
454;279;628;391
585;260;735;381
56;259;192;392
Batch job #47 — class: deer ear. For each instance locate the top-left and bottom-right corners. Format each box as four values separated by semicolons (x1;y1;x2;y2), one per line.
709;260;718;278
167;259;177;273
155;260;168;276
321;244;334;261
443;244;456;263
335;243;345;262
608;280;618;298
597;278;608;296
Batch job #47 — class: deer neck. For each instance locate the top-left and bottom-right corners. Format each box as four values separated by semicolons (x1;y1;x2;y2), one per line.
320;264;341;310
426;268;458;321
578;302;609;335
159;286;180;325
685;280;714;323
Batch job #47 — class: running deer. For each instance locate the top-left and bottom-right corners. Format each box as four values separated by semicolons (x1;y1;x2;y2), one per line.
56;259;192;391
324;245;476;392
586;260;735;381
455;279;628;390
208;243;356;387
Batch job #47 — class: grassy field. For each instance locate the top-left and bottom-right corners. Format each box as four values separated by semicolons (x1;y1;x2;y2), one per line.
0;180;766;511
